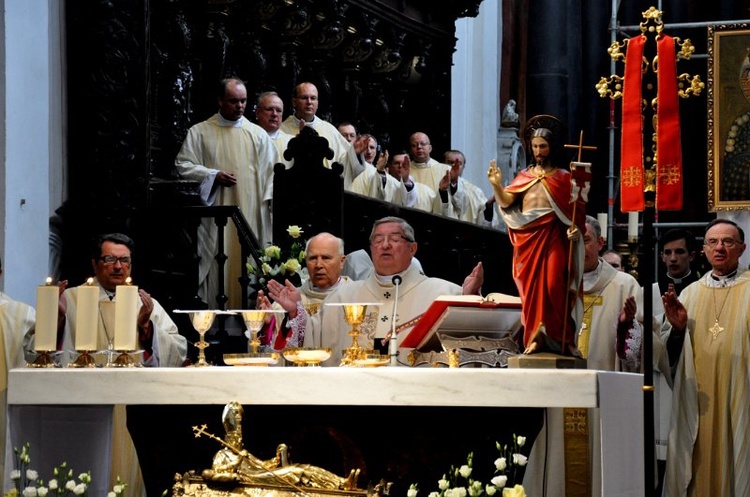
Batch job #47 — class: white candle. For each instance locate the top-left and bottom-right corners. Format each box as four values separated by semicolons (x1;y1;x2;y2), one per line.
114;277;139;351
75;278;99;351
597;213;608;241
35;278;58;351
628;212;639;242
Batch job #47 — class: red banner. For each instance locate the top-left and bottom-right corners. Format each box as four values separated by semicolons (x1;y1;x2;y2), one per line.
620;35;646;212
656;35;683;210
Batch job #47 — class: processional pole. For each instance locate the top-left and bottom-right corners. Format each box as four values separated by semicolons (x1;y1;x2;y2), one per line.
596;7;703;496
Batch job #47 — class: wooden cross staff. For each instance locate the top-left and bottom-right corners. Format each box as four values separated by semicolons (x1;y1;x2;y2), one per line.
561;130;596;351
565;130;597;162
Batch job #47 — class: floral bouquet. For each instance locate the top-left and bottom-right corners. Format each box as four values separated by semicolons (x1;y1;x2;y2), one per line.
409;434;528;497
4;443;127;497
247;225;308;292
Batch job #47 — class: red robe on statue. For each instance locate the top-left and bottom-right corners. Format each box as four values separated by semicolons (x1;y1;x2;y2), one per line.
501;168;585;351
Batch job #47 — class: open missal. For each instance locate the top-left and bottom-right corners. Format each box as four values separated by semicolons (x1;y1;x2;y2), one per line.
400;293;522;350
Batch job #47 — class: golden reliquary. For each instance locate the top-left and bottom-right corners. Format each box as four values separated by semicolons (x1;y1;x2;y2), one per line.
171;401;389;496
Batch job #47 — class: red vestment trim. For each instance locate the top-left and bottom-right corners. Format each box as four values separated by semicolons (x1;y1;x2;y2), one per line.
656;35;683;211
621;35;646;212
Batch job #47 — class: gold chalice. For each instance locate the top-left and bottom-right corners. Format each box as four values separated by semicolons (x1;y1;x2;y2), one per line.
230;309;287;355
325;302;381;366
175;310;230;367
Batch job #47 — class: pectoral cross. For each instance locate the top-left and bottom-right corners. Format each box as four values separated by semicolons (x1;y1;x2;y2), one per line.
709;320;724;340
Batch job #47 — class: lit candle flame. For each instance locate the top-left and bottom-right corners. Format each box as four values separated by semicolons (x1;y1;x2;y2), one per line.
125;277;133;285
86;277;94;285
45;277;53;286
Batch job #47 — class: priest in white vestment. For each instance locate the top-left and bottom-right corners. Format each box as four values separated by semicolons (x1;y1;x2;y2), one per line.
524;216;664;497
350;137;405;205
282;217;483;366
661;219;750;497
255;91;294;167
260;233;352;351
279;82;367;190
407;132;451;193
0;258;35;490
175;77;278;308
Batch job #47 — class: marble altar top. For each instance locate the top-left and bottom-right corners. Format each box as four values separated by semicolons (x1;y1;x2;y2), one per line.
8;367;641;407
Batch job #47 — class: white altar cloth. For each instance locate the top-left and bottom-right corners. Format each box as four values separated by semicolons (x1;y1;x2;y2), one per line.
7;368;644;496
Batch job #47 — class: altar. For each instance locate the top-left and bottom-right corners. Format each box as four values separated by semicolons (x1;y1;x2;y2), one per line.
7;368;643;496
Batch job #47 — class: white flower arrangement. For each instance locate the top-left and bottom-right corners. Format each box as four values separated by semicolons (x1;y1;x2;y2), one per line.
247;225;308;290
4;443;127;497
410;434;529;497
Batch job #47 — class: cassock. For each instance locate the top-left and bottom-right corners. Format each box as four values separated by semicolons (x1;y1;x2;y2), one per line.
350;165;405;205
664;271;750;497
524;259;651;497
437;177;502;228
499;167;585;350
279;115;364;189
59;281;187;367
267;129;294;168
0;292;34;488
302;264;462;366
175;113;278;308
408;158;451;193
402;177;439;214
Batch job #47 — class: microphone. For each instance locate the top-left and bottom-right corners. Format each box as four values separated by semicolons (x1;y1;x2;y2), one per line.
389;275;402;366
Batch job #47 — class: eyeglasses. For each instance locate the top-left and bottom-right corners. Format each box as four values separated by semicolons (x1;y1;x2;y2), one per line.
99;255;132;266
370;234;413;246
704;238;739;249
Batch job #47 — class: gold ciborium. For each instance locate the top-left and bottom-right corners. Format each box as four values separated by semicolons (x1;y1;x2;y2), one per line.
326;302;381;366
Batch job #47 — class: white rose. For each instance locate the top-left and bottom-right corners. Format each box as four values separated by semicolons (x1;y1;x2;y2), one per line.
454;487;467;497
407;488;418;497
107;493;116;497
22;487;38;497
48;479;58;490
113;484;124;493
26;469;38;480
65;480;76;491
73;483;87;495
468;480;484;496
428;493;441;497
512;453;528;466
438;478;450;490
516;436;526;447
494;457;506;471
491;475;507;488
287;225;304;239
37;488;48;497
485;485;497;495
459;465;472;478
10;470;21;480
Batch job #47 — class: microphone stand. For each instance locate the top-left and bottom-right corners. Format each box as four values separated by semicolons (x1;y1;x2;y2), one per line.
389;275;402;366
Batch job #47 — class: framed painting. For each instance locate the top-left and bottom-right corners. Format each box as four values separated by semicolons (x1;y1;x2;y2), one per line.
707;22;750;211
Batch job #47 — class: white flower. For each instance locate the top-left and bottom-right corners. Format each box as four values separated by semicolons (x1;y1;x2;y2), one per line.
282;258;301;274
438;477;450;490
11;470;21;480
485;484;497;495
512;453;528;466
26;469;38;480
491;475;508;488
261;262;273;275
73;483;87;495
65;480;76;491
453;487;467;497
459;464;472;478
78;472;91;483
494;457;506;471
107;493;116;497
501;484;526;497
37;488;48;497
468;480;484;496
113;484;124;494
22;487;37;497
428;493;440;497
48;479;58;490
287;225;304;239
516;436;526;447
265;245;282;259
407;487;419;497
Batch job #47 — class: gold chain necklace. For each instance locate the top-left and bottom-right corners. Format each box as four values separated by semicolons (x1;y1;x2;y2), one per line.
709;285;731;340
